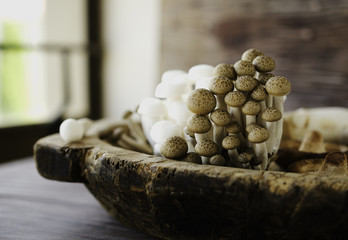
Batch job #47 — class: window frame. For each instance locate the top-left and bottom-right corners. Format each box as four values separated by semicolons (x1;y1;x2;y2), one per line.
0;0;102;163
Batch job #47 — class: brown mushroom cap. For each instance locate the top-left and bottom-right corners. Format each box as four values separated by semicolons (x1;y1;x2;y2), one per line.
235;76;258;92
265;76;291;96
160;136;188;159
261;107;282;122
246;123;262;133
209;76;234;95
222;135;241;150
224;91;247;107
181;152;202;164
213;63;236;80
187;115;211;134
250;84;268;101
252;55;275;73
209;154;226;166
195;140;219;157
241;100;261;116
225;121;241;134
248;127;269;143
186;88;217;115
210;109;232;126
238;152;253;164
258;72;275;85
241;48;264;62
234;60;256;76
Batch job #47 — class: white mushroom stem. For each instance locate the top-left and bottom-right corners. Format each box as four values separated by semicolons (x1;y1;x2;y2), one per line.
213;124;226;151
195;127;213;143
230;106;243;127
253;142;268;170
273;96;285;154
257;101;267;126
245;115;256;126
201;156;210;165
265;122;277;153
184;133;196;153
266;95;273;108
216;95;227;111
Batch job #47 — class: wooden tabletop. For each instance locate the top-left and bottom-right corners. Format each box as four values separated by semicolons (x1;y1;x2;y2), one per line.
0;158;158;240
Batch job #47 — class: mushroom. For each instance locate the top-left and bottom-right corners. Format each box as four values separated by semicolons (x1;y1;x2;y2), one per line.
250;84;268;124
225;120;247;149
248;127;270;170
224;91;247;127
160;136;188;160
237;151;254;168
210;109;232;150
195;76;214;90
241;48;264;62
186;114;212;142
241;100;261;127
59;118;84;143
233;60;256;77
235;76;259;93
258;72;275;85
213;63;236;80
186;88;216;115
265;76;291;149
183;126;196;152
138;97;168;147
252;55;275;73
161;69;186;82
209;154;226;166
188;64;214;87
261;107;282;154
179;152;201;164
195;140;219;164
149;120;181;155
298;130;326;154
222;134;241;166
209;76;234;110
77;118;93;136
168;101;193;135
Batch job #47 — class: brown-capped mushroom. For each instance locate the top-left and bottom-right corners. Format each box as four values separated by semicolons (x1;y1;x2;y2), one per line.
261;107;282;154
248;127;270;170
160;136;188;159
225;120;247;149
209;154;226;166
186;88;217;115
181;152;202;164
258;72;275;85
222;134;241;166
224;91;247;127
241;100;261;127
186;114;212;143
250;84;268;124
234;60;256;76
195;140;219;164
210;109;232;150
209;76;234;110
213;63;236;80
252;55;275;73
241;48;264;62
235;76;258;93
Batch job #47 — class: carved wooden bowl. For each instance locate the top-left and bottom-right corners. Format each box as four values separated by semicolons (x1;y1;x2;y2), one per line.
34;108;348;240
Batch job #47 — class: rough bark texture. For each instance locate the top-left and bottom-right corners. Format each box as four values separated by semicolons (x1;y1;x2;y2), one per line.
35;134;348;240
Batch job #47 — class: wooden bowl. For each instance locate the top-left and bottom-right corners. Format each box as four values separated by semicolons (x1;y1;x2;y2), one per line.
35;130;348;239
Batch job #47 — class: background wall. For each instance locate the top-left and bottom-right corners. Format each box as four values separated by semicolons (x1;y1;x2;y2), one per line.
160;0;348;111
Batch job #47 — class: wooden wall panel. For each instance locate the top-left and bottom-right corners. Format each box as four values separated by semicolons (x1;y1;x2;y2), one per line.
161;0;348;110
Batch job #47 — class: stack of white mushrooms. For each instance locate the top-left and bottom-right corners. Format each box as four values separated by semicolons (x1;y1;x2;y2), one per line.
138;48;291;170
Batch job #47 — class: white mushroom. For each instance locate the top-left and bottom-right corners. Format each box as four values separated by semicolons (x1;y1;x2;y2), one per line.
168;101;193;135
59;118;84;143
188;64;214;86
138;97;168;147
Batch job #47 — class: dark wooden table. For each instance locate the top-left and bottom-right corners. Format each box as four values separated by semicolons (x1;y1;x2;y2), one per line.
0;158;158;240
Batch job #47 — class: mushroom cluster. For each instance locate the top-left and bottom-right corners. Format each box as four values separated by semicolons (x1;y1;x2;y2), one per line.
138;48;291;170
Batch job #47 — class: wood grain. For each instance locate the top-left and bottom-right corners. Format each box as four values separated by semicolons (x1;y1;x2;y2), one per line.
0;158;158;240
161;0;348;110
